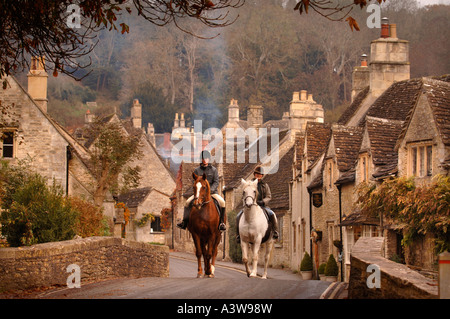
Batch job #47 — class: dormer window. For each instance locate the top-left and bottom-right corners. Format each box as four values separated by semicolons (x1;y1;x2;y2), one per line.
408;143;432;177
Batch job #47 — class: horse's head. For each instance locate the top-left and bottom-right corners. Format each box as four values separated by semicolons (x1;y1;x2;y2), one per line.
192;172;211;209
241;178;258;208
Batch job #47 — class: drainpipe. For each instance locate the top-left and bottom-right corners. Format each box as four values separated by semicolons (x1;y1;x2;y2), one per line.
337;184;343;282
66;145;71;196
308;189;313;259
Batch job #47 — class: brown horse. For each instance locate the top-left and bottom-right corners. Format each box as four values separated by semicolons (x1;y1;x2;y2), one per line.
188;172;222;278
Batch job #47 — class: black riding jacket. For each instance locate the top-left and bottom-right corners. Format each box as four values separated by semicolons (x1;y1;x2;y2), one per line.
194;164;219;194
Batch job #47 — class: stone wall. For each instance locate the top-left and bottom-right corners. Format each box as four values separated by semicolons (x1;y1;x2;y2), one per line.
348;237;438;299
0;236;169;292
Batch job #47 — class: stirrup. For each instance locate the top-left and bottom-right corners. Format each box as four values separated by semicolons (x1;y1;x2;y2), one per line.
273;231;279;239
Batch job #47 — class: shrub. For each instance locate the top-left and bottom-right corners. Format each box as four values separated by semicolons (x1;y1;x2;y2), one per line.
325;254;339;277
318;263;327;274
0;172;78;246
70;197;110;237
227;209;242;263
300;252;313;271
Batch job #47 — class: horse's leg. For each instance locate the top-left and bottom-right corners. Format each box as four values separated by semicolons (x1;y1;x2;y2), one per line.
240;241;251;277
210;234;221;278
192;234;203;278
262;240;273;279
205;236;217;278
201;238;212;277
250;238;262;278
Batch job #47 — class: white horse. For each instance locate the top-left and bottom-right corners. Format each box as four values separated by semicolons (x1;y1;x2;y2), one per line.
239;178;275;279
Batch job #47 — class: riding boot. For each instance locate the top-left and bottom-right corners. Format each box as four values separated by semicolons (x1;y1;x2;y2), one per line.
235;210;243;243
176;206;191;230
218;207;227;231
268;213;279;239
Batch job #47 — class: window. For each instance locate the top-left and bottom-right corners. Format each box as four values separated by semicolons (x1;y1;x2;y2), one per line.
327;221;337;256
151;217;162;232
327;159;334;189
359;153;369;182
1;132;14;158
408;144;433;177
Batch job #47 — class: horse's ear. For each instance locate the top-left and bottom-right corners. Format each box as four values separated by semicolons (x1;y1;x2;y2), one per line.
193;172;198;180
251;179;258;187
202;173;207;180
241;178;247;186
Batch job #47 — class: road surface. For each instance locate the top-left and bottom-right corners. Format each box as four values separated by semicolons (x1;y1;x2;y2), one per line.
38;251;331;299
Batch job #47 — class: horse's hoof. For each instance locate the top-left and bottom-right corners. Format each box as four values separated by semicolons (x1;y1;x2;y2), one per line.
206;274;215;278
249;273;257;278
261;276;267;280
197;274;203;278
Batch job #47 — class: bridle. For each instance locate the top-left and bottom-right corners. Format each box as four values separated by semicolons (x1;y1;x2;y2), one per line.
193;182;211;207
243;189;258;207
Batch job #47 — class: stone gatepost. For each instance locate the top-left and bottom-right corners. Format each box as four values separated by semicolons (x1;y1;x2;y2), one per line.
439;251;450;299
114;207;125;238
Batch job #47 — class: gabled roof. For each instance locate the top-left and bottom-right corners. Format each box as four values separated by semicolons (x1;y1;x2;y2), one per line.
304;122;331;170
331;125;364;172
361;78;424;126
222;129;290;191
117;187;153;208
337;86;370;125
263;146;294;211
365;116;404;167
394;76;450;149
421;78;450;146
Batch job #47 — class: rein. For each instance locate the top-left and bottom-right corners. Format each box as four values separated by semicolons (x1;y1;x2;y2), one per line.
243;195;258;206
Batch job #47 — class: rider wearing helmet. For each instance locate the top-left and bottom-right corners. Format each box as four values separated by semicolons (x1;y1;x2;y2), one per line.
177;150;227;231
236;166;279;243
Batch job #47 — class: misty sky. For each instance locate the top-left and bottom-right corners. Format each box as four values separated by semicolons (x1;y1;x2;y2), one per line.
417;0;450;5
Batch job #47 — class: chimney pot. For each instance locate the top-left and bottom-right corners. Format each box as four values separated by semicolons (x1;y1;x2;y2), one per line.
307;94;314;102
381;17;389;38
293;92;300;101
389;23;397;38
361;54;368;67
300;90;307;101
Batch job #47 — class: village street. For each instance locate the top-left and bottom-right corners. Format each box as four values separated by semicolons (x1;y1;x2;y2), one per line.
37;251;333;299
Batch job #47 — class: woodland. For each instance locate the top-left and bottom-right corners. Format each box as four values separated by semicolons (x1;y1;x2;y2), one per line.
14;0;450;133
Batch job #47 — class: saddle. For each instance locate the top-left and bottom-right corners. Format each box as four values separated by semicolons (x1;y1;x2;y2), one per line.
261;207;272;244
212;198;221;217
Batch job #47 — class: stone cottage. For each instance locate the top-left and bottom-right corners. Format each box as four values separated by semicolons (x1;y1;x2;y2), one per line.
73;99;176;243
0;57;98;209
294;22;450;282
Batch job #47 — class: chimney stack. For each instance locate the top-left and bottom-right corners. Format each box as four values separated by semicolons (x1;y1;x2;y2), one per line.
370;19;410;97
180;113;185;128
247;105;263;128
300;90;307;101
173;113;179;128
228;99;239;122
85;110;95;124
131;99;142;129
27;56;48;112
351;54;370;102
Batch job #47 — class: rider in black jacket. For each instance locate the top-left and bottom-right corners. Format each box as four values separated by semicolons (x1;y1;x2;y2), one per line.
177;150;226;231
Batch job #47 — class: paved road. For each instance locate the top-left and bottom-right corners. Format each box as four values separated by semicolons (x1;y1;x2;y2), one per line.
38;252;331;299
